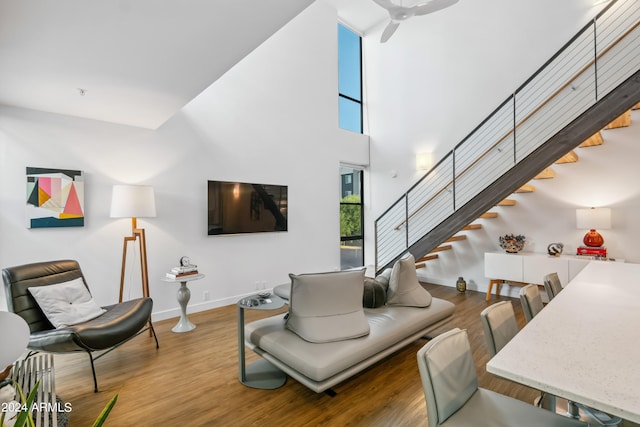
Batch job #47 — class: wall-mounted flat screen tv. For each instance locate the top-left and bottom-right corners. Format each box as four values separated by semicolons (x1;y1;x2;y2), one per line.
207;180;288;235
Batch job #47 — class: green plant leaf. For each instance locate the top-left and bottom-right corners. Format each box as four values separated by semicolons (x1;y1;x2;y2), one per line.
13;380;38;427
91;393;118;427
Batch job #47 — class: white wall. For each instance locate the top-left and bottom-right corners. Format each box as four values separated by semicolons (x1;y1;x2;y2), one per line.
362;0;630;291
0;2;369;319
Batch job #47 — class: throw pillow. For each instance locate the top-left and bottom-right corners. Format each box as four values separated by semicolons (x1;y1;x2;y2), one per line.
286;268;370;343
387;254;432;307
363;278;386;308
374;268;392;293
28;278;106;328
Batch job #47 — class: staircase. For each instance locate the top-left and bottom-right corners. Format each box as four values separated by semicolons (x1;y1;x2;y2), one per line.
412;105;639;270
375;0;640;273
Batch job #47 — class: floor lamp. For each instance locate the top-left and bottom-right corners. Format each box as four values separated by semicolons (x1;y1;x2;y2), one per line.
110;184;156;302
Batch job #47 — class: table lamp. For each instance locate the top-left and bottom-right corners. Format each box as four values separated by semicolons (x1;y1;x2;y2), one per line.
576;207;611;247
0;312;30;382
110;184;156;302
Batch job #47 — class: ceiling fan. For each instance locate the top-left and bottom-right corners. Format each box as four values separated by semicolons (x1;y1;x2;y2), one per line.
372;0;459;43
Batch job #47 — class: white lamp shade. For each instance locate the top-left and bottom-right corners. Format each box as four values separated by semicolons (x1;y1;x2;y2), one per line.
0;312;30;370
110;184;156;218
576;207;611;230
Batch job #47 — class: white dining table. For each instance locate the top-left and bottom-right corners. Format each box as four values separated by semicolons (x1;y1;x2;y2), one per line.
486;260;640;423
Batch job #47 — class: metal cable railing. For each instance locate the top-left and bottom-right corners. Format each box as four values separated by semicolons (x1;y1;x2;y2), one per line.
375;0;640;270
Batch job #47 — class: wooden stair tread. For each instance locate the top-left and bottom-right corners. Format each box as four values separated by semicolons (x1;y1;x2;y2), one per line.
515;184;535;193
498;199;516;206
556;150;579;164
534;168;556;179
445;235;467;243
416;254;439;263
605;110;631;129
479;212;498;219
462;224;482;230
415;263;426;269
579;132;603;147
633;102;640;110
429;245;452;253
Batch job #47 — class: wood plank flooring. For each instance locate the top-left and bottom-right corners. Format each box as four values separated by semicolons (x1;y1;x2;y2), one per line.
49;284;632;426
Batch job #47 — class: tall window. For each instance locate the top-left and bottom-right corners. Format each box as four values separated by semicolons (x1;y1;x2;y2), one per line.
338;24;362;133
340;167;364;269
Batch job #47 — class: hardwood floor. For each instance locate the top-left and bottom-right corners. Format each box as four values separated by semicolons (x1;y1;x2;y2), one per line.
49;284;628;426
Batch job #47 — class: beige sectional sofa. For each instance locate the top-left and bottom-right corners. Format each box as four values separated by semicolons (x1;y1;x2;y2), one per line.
244;255;456;393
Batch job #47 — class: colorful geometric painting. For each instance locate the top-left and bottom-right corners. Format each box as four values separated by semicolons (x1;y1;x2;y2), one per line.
26;167;85;228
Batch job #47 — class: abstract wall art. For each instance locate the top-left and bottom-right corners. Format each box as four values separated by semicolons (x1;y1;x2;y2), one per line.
26;167;85;228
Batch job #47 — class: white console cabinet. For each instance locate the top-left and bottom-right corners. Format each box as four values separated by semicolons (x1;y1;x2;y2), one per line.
484;252;591;300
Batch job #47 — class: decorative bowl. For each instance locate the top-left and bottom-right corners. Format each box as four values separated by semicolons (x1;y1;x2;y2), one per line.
499;234;526;253
547;242;564;257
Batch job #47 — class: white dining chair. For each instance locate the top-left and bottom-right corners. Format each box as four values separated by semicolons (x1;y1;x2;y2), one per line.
480;301;518;357
520;284;544;322
416;328;589;427
544;272;564;301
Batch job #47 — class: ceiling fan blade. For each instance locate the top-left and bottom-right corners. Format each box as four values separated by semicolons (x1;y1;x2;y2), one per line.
413;0;459;16
371;0;398;11
381;21;400;43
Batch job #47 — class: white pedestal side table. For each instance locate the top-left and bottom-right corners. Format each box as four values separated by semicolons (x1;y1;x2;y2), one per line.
238;293;287;389
161;273;205;333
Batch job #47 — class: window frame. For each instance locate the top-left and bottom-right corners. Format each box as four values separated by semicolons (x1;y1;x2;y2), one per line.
338;23;363;134
340;168;364;269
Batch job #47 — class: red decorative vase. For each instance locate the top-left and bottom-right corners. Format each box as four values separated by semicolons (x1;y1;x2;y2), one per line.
583;229;604;247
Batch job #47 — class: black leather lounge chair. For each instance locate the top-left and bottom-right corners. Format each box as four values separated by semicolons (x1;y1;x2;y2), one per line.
2;259;159;392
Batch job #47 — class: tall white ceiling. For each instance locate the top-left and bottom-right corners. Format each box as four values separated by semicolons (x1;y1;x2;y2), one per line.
0;0;315;129
0;0;466;130
0;0;608;130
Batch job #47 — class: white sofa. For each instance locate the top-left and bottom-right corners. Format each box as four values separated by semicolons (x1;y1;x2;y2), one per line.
244;256;456;393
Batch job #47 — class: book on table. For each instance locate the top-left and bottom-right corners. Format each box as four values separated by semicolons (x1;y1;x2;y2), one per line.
166;270;199;279
576;246;607;256
171;266;198;274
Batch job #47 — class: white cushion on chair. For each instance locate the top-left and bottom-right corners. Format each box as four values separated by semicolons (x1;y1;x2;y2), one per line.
28;278;105;328
445;387;589;426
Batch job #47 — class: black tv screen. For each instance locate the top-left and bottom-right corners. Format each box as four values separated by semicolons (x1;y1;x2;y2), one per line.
207;180;288;235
